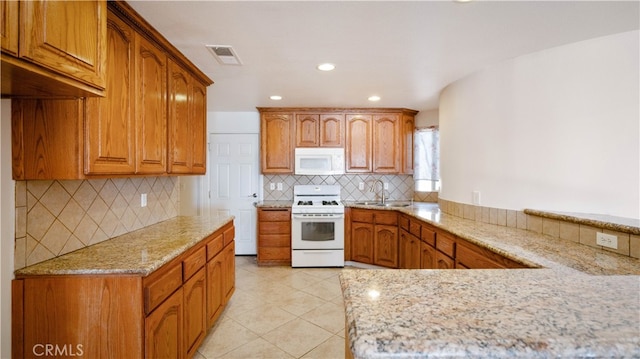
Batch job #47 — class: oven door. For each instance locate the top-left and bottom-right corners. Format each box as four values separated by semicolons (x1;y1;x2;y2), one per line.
291;213;345;250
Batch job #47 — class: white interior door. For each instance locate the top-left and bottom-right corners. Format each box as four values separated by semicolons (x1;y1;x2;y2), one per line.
209;133;259;255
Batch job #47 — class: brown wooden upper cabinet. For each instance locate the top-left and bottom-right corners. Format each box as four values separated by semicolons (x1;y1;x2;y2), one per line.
85;13;136;175
260;112;295;173
296;113;345;147
259;108;417;175
11;1;212;180
1;0;107;97
345;114;373;173
167;59;207;175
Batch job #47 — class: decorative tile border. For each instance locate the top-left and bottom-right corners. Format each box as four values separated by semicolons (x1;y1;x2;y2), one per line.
438;198;639;259
14;177;180;269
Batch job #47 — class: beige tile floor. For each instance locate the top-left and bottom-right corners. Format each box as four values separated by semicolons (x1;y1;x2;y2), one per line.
195;256;347;359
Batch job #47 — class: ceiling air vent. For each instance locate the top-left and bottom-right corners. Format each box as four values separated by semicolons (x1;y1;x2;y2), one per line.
206;45;242;65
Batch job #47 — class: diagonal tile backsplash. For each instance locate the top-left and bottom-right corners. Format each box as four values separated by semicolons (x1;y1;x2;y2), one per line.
263;174;419;202
14;177;180;269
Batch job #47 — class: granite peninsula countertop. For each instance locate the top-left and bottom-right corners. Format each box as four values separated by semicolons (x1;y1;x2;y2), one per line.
340;269;640;359
15;215;234;277
342;202;640;358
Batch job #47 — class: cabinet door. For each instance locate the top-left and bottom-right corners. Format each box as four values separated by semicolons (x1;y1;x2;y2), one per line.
399;230;420;269
191;81;207;174
168;60;192;174
183;268;206;358
146;287;184;359
402;113;415;174
372;114;401;173
374;224;398;268
296;114;319;147
12;99;84;180
260;113;294;173
135;34;167;174
1;0;18;55
351;222;374;264
85;13;136;175
222;241;235;303
20;0;106;88
319;114;345;147
420;242;437;269
206;254;224;328
435;251;454;269
346;114;372;173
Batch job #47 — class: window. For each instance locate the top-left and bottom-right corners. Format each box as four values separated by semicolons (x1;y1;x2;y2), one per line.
414;127;440;192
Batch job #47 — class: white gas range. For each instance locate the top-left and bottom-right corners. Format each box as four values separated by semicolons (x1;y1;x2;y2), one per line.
291;185;345;267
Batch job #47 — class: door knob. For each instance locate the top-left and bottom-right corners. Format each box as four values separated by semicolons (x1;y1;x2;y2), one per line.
248;193;257;198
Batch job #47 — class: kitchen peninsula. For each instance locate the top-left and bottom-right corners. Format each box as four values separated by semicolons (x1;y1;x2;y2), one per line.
341;203;640;358
12;216;235;358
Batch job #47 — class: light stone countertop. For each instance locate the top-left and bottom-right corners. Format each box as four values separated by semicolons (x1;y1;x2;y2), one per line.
346;202;640;275
15;216;234;277
342;202;640;358
254;200;293;208
340;269;640;359
524;208;640;235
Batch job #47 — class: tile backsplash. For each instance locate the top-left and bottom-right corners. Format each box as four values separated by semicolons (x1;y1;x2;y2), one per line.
263;174;421;202
14;177;180;269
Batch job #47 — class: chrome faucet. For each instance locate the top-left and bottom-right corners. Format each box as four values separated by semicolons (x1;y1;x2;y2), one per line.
371;179;386;204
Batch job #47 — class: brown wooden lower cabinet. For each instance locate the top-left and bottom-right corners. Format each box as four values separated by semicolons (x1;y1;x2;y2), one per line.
351;209;398;268
257;208;292;265
183;268;207;358
351;222;374;263
146;287;184;359
351;209;530;271
399;229;421;269
12;221;235;359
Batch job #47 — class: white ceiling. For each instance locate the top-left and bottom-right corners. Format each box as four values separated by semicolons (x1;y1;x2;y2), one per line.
128;1;639;113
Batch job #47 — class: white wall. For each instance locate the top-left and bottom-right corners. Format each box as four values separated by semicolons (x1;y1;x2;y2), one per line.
415;109;439;128
1;99;15;358
439;30;640;218
208;111;260;134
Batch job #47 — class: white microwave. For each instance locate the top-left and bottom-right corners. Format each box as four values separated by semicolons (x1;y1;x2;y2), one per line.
294;148;345;175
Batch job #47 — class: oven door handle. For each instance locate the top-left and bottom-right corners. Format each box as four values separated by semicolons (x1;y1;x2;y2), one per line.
292;214;344;220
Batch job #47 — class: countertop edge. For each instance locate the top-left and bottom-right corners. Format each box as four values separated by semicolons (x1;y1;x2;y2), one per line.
14;216;235;277
524;209;640;235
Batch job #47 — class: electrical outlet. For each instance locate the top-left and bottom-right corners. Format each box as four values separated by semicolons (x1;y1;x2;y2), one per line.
277;183;283;191
383;182;389;190
472;191;481;205
269;183;275;190
140;193;147;207
596;232;618;249
359;182;365;190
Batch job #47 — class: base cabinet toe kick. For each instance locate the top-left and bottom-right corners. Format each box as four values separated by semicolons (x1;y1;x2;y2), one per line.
12;221;235;359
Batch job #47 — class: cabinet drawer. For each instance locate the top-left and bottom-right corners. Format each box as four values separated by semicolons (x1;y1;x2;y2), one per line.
375;211;397;225
421;226;436;247
351;209;374;223
409;221;421;237
259;221;291;234
258;209;291;221
456;239;529;269
206;233;224;261
259;234;291;247
183;247;206;281
436;232;456;258
223;225;235;246
258;247;291;261
144;264;182;314
398;216;409;231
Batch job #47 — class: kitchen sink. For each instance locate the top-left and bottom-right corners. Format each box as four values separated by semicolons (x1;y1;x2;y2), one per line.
353;201;412;207
376;202;411;208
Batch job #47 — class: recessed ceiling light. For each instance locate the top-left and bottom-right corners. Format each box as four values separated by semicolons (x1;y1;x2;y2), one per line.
317;63;336;71
368;95;381;102
270;95;282;100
